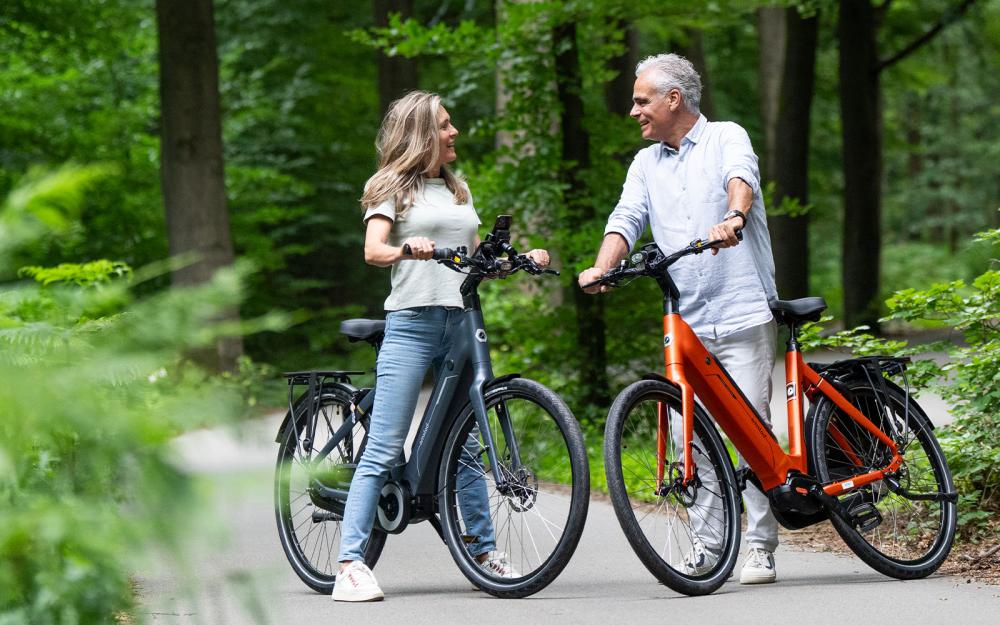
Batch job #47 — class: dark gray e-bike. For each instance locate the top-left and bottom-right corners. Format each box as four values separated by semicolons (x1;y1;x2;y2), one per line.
274;216;589;598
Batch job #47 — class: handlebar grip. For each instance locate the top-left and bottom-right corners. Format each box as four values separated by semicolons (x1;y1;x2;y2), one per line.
736;228;744;241
402;243;412;256
432;248;456;261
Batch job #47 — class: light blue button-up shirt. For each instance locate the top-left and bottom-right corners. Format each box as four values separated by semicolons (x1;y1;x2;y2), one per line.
604;114;777;340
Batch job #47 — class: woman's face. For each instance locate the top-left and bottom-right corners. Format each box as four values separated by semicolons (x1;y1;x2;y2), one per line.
435;106;459;171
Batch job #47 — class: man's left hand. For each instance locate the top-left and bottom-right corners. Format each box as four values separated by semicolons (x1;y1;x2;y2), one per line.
708;218;743;256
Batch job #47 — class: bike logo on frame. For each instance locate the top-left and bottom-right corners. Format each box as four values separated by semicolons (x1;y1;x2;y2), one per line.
663;334;672;347
475;329;488;343
786;382;796;401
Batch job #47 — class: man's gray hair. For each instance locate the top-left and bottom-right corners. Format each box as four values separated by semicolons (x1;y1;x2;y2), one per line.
635;53;702;114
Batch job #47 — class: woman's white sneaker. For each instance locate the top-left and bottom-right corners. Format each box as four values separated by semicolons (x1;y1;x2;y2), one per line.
332;561;384;602
480;552;521;578
739;547;776;584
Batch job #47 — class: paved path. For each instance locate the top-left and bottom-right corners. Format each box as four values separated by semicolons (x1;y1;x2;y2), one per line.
138;410;998;625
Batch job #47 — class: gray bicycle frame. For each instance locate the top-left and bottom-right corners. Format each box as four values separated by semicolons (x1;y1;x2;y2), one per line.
309;278;521;503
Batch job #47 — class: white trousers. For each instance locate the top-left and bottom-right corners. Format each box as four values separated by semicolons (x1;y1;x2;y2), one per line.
678;320;780;554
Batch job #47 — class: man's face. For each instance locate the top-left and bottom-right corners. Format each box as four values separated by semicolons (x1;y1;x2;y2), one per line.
630;71;677;142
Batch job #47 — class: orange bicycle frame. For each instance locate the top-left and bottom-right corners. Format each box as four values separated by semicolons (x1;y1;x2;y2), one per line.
656;312;903;496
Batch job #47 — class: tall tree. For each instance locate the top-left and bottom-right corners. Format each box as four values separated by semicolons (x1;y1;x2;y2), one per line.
759;6;819;301
838;0;977;331
374;0;418;119
554;19;609;412
605;20;638;117
156;0;242;370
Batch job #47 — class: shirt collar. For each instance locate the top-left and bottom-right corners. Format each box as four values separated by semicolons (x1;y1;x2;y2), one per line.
661;114;708;156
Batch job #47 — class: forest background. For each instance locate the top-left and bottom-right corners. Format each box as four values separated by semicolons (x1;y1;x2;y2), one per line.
1;1;998;622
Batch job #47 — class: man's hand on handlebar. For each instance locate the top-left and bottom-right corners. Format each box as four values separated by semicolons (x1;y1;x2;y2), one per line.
578;266;609;294
707;218;743;256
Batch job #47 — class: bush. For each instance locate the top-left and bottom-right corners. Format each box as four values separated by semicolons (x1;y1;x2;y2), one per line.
801;223;1000;537
0;169;283;624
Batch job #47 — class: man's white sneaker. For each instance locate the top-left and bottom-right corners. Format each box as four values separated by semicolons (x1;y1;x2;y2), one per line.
479;552;521;578
332;561;384;602
739;547;776;584
682;541;718;576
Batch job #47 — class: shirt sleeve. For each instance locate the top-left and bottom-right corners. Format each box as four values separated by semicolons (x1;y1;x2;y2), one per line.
720;123;762;197
604;155;650;250
363;198;396;223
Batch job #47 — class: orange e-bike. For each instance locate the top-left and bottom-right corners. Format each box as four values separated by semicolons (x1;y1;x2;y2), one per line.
585;236;957;596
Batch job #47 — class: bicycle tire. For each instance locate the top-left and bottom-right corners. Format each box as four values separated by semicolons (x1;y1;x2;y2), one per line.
808;376;956;579
604;379;741;596
437;377;589;598
274;386;387;594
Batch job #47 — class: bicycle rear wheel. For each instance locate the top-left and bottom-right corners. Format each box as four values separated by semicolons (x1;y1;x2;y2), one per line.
808;377;956;579
438;378;589;598
604;379;741;596
274;387;387;594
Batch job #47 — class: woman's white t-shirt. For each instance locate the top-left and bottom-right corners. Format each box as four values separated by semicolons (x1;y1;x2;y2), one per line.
363;178;480;311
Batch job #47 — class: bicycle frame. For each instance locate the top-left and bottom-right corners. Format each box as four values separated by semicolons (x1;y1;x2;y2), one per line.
658;304;903;498
296;256;529;525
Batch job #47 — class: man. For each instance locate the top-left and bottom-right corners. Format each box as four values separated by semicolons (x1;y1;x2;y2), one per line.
578;53;780;584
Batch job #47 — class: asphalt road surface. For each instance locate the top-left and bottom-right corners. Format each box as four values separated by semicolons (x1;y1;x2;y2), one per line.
138;404;998;625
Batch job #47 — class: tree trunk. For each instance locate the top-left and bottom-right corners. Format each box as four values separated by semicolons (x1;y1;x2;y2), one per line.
374;0;418;120
156;0;242;370
675;28;715;120
839;0;882;332
761;8;818;300
605;21;638;117
554;21;609;412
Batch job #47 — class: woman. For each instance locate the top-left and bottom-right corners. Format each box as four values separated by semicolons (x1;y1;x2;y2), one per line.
333;90;551;602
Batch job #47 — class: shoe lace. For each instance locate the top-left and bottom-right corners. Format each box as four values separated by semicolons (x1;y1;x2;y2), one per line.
747;548;771;569
346;563;377;587
484;553;512;576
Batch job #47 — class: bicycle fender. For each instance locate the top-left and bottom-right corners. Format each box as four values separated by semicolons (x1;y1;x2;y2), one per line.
483;373;522;397
641;372;682;390
275;381;358;443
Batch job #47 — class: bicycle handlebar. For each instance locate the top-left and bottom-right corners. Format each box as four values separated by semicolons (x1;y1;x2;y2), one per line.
404;244;559;279
581;229;743;290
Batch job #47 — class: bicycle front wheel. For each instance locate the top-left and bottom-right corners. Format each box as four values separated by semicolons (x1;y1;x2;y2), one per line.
438;378;589;598
809;377;956;579
274;387;387;594
604;379;741;596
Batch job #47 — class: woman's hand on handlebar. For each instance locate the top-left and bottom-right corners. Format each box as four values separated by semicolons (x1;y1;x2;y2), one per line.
401;236;435;260
526;248;551;268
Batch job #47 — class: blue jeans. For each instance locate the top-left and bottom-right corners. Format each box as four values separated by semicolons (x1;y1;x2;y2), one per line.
338;306;496;563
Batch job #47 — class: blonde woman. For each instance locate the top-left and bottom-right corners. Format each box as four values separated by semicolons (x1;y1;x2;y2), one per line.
333;91;550;602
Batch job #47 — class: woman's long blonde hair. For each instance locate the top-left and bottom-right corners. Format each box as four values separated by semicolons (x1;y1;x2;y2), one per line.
360;91;469;215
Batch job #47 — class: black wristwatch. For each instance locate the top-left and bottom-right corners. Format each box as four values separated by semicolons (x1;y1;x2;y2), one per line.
723;209;747;228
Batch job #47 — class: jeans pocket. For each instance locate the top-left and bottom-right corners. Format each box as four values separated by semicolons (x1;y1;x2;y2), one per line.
388;307;426;321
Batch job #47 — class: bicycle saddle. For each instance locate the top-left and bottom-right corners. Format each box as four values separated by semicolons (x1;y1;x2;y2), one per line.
340;318;386;342
768;297;827;324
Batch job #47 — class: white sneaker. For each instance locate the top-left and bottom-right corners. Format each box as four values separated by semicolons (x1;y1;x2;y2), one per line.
682;540;718;576
479;551;521;578
332;561;384;602
739;547;776;584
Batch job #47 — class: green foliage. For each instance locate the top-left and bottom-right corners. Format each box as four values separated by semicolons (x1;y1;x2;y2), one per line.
0;170;277;623
804;224;1000;536
19;260;132;286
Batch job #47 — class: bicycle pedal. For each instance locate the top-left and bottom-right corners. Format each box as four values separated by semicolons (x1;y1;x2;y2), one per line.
848;502;883;533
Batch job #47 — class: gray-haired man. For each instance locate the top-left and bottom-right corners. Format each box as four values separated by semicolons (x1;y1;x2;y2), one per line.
579;53;780;584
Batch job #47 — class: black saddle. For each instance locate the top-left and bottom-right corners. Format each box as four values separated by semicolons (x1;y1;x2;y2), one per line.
769;297;827;325
340;318;386;343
